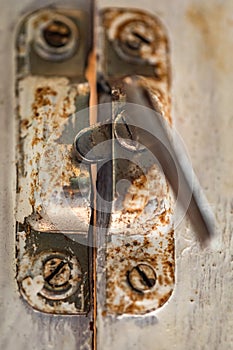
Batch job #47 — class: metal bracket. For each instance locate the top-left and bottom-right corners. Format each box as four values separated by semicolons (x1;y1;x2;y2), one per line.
16;8;92;315
96;8;175;315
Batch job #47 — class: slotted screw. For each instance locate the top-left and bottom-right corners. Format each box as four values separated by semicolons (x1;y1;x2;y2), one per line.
117;20;155;61
38;252;82;301
124;27;152;51
127;263;156;293
43;257;71;288
34;14;79;61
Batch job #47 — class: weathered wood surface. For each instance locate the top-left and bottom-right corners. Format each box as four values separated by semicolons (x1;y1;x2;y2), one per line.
0;0;232;349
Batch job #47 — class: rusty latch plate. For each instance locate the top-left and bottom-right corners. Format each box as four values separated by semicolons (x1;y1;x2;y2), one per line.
16;8;92;315
96;8;175;315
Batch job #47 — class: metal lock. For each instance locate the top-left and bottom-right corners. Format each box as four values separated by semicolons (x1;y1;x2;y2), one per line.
15;5;213;332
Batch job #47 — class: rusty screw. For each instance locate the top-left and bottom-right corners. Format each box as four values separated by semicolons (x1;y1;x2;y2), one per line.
117;20;155;62
34;15;78;61
43;257;71;289
127;263;156;293
43;20;72;48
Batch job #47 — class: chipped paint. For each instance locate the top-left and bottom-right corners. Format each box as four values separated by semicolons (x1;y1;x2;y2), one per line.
110;164;172;235
15;8;92;316
106;231;174;314
99;8;175;316
16;229;90;314
105;163;174;314
16;76;91;233
102;8;171;121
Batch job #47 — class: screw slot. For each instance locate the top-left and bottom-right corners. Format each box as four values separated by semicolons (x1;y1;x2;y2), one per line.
115;20;156;63
36;252;82;301
127;263;157;293
43;258;71;289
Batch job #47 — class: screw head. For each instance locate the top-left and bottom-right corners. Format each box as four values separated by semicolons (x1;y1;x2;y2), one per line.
116;20;155;63
127;263;157;293
34;14;79;61
36;252;82;301
43;257;71;288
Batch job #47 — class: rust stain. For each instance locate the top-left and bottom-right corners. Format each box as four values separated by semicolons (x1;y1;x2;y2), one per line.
20;119;30;130
32;86;57;116
159;211;170;225
16;77;91;233
123;173;148;215
106;230;174;315
103;8;171;121
102;13;174;311
102;8;127;28
158;290;173;308
62;96;72;118
110;164;173;235
31;137;44;147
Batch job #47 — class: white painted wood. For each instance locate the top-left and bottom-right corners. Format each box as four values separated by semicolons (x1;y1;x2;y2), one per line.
0;0;232;349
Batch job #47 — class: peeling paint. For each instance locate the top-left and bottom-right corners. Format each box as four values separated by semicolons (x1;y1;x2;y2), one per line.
102;8;171;121
99;8;175;316
16;229;90;314
16;77;91;233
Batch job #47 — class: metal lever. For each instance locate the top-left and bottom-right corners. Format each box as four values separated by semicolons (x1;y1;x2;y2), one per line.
122;77;215;245
74;77;215;245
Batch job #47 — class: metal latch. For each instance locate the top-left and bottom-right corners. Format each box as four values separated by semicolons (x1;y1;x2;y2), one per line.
15;6;214;322
16;8;92;315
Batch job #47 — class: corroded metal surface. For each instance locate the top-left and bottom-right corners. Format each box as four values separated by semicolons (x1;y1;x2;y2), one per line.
16;77;91;233
98;8;175;316
105;157;175;314
16;77;91;313
109;164;172;235
17;9;91;79
15;5;175;319
106;231;174;314
15;9;92;316
16;228;89;314
101;8;171;121
17;226;90;314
